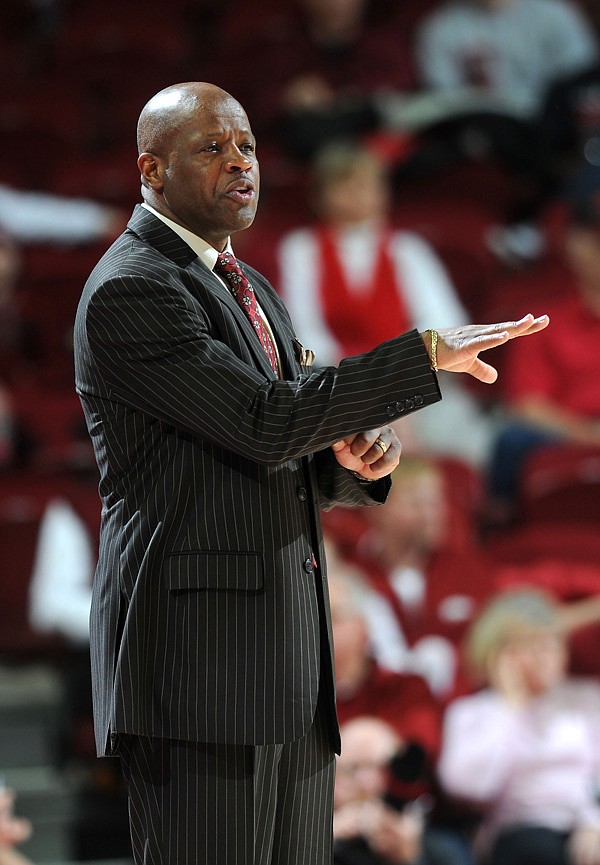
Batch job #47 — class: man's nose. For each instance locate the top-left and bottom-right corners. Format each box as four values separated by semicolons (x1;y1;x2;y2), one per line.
224;145;253;171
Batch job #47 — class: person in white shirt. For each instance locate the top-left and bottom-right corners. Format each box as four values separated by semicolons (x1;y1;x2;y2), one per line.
438;588;600;865
277;142;494;466
415;0;599;122
0;184;123;246
28;498;94;645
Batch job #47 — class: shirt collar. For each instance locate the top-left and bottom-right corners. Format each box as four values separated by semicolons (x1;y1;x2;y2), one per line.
141;202;232;272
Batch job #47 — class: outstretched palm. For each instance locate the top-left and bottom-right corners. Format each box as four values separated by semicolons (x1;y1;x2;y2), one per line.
429;314;549;383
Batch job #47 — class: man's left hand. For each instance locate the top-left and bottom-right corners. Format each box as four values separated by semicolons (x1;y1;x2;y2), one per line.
332;427;401;481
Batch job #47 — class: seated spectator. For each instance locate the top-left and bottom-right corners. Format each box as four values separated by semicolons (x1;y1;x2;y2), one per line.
28;497;94;646
410;0;599;231
490;189;600;503
0;182;124;246
277;142;494;466
0;234;27;467
0;386;14;470
0;786;33;865
335;717;473;865
540;63;600;173
26;493;131;857
0;234;25;365
348;457;493;699
328;557;442;765
415;0;598;123
329;555;479;862
438;588;600;865
228;0;416;163
0;186;124;466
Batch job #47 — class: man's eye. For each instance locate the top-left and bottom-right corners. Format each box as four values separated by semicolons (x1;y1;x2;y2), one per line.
203;144;219;152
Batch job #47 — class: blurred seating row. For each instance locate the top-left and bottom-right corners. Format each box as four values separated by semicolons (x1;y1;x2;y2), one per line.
0;467;99;658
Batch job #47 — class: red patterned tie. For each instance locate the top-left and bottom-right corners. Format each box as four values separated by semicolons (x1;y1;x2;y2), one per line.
215;251;280;376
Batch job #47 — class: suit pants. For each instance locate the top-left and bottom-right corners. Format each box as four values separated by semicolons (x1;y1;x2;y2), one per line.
118;687;336;865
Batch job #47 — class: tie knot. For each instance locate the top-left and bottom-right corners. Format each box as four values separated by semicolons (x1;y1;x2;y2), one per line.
215;252;248;293
216;251;241;275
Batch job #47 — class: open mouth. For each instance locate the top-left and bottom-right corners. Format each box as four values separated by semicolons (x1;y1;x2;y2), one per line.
226;182;255;204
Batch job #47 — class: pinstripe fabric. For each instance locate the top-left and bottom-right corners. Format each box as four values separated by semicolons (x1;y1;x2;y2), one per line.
73;205;441;857
119;685;335;864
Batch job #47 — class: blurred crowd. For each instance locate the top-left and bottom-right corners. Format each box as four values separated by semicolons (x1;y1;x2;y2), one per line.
2;0;600;863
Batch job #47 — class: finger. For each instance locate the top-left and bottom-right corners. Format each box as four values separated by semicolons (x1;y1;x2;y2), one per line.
465;356;499;384
332;432;359;452
363;436;402;475
473;331;510;350
511;313;549;337
491;313;549;337
497;313;535;332
351;430;397;465
348;429;382;459
461;314;546;339
451;331;509;359
489;314;537;335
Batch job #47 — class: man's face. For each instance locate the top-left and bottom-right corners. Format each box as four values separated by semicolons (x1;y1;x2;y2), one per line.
147;94;260;250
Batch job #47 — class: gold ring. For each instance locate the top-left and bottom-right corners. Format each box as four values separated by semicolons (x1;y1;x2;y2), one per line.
374;437;389;455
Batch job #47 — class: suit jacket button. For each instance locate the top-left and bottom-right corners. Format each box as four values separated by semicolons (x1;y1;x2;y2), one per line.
405;398;414;410
303;558;314;574
297;486;308;501
386;405;396;417
395;400;405;413
415;394;424;407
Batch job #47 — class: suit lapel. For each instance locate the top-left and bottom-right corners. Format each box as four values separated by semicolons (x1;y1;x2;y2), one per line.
127;206;279;379
189;258;279;379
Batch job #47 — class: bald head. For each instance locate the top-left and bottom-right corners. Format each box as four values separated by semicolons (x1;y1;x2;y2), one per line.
335;717;400;807
135;81;259;249
137;82;241;156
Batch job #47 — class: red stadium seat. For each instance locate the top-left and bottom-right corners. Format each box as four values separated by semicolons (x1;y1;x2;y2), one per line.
487;521;600;568
518;445;600;524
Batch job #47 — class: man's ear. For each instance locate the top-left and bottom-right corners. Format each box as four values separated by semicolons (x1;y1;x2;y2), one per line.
138;152;163;191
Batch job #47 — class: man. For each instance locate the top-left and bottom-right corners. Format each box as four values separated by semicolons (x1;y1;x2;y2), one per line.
333;717;424;865
333;718;468;865
73;81;547;864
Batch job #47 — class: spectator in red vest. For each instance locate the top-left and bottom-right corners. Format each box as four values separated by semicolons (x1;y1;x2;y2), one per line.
277;142;494;466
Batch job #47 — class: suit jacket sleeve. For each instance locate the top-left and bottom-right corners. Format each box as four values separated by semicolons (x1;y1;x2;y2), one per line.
80;272;441;466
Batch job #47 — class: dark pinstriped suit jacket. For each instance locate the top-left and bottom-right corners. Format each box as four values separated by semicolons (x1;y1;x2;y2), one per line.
74;205;441;758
